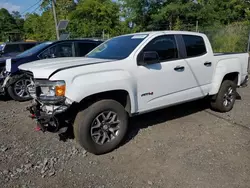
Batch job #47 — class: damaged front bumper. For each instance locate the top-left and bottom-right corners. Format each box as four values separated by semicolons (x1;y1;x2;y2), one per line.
0;71;10;95
27;98;72;133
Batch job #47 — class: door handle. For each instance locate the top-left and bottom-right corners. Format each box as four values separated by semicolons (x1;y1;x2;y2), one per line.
174;66;185;72
204;62;212;67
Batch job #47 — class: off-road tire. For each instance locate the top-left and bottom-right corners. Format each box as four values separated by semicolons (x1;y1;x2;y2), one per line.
74;99;128;155
210;80;237;112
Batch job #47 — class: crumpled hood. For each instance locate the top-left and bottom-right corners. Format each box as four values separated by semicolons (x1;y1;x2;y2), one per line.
18;57;113;79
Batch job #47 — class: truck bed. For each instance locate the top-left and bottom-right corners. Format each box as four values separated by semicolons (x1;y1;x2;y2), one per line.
214;52;249;83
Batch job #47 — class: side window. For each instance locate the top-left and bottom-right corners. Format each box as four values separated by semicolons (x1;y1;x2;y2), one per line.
142;35;178;62
76;42;98;57
4;44;21;53
40;42;73;59
183;35;206;57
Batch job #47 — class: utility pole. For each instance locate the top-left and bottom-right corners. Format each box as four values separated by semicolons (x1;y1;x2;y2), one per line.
247;31;250;53
196;20;199;32
102;30;105;40
52;0;59;40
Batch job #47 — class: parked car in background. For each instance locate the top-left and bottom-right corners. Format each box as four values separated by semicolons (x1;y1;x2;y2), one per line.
0;42;39;58
20;31;249;155
0;39;103;101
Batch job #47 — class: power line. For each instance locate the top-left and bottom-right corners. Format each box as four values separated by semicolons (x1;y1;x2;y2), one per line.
20;0;41;15
29;4;41;15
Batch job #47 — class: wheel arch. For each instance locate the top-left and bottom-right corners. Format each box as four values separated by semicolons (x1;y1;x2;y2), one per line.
77;89;134;116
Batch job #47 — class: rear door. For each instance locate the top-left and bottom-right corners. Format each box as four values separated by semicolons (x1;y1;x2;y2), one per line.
75;41;100;57
135;34;201;112
181;35;214;94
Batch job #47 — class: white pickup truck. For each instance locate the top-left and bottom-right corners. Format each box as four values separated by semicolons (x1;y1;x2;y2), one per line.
19;31;249;155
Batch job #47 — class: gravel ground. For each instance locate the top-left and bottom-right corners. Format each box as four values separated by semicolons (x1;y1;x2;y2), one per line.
0;86;250;188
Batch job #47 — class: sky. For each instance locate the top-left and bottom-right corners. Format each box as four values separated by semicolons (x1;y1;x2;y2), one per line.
0;0;42;15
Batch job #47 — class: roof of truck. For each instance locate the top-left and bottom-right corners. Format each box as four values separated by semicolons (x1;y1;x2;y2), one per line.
38;39;104;45
121;30;206;37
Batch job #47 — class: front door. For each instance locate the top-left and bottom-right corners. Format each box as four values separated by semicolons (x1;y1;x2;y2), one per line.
135;35;202;112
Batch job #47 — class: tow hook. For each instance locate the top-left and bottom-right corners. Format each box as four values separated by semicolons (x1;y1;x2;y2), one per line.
29;114;36;119
34;123;45;132
34;126;41;132
26;104;60;133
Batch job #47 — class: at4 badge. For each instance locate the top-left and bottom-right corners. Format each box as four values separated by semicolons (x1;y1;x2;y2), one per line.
141;92;154;97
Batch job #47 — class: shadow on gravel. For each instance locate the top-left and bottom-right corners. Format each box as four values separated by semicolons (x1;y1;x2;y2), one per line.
0;94;11;101
122;99;210;146
57;98;211;148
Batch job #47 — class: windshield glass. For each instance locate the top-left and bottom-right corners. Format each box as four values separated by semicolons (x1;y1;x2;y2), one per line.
86;34;148;60
17;42;52;58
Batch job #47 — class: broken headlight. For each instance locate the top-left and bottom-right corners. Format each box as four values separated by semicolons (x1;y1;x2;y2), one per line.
35;80;66;104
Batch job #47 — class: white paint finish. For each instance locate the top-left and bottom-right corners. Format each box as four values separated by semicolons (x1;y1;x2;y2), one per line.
183;35;215;95
134;59;202;112
209;54;249;95
18;57;113;79
138;87;205;114
49;59;139;113
19;31;249;114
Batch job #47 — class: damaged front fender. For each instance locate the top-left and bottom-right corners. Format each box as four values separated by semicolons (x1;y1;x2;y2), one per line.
5;73;28;88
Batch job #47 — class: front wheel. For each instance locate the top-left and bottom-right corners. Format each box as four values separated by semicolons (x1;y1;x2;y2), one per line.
210;80;237;112
74;100;128;155
7;76;32;102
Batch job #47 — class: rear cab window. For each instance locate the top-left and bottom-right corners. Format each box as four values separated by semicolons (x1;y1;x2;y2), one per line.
182;35;207;58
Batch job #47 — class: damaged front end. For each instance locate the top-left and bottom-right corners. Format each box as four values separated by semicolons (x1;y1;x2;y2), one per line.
0;65;10;95
26;79;74;135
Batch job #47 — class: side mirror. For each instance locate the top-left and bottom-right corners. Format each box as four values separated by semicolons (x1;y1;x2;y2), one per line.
141;51;160;65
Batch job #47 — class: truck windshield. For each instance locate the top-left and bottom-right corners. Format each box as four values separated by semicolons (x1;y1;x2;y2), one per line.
86;34;148;60
17;42;52;58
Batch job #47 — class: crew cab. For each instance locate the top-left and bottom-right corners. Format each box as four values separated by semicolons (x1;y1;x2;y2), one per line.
19;31;249;155
0;39;103;101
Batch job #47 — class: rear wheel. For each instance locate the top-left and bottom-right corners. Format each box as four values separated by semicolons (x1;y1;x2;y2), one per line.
210;80;237;112
7;77;32;102
74;100;128;155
